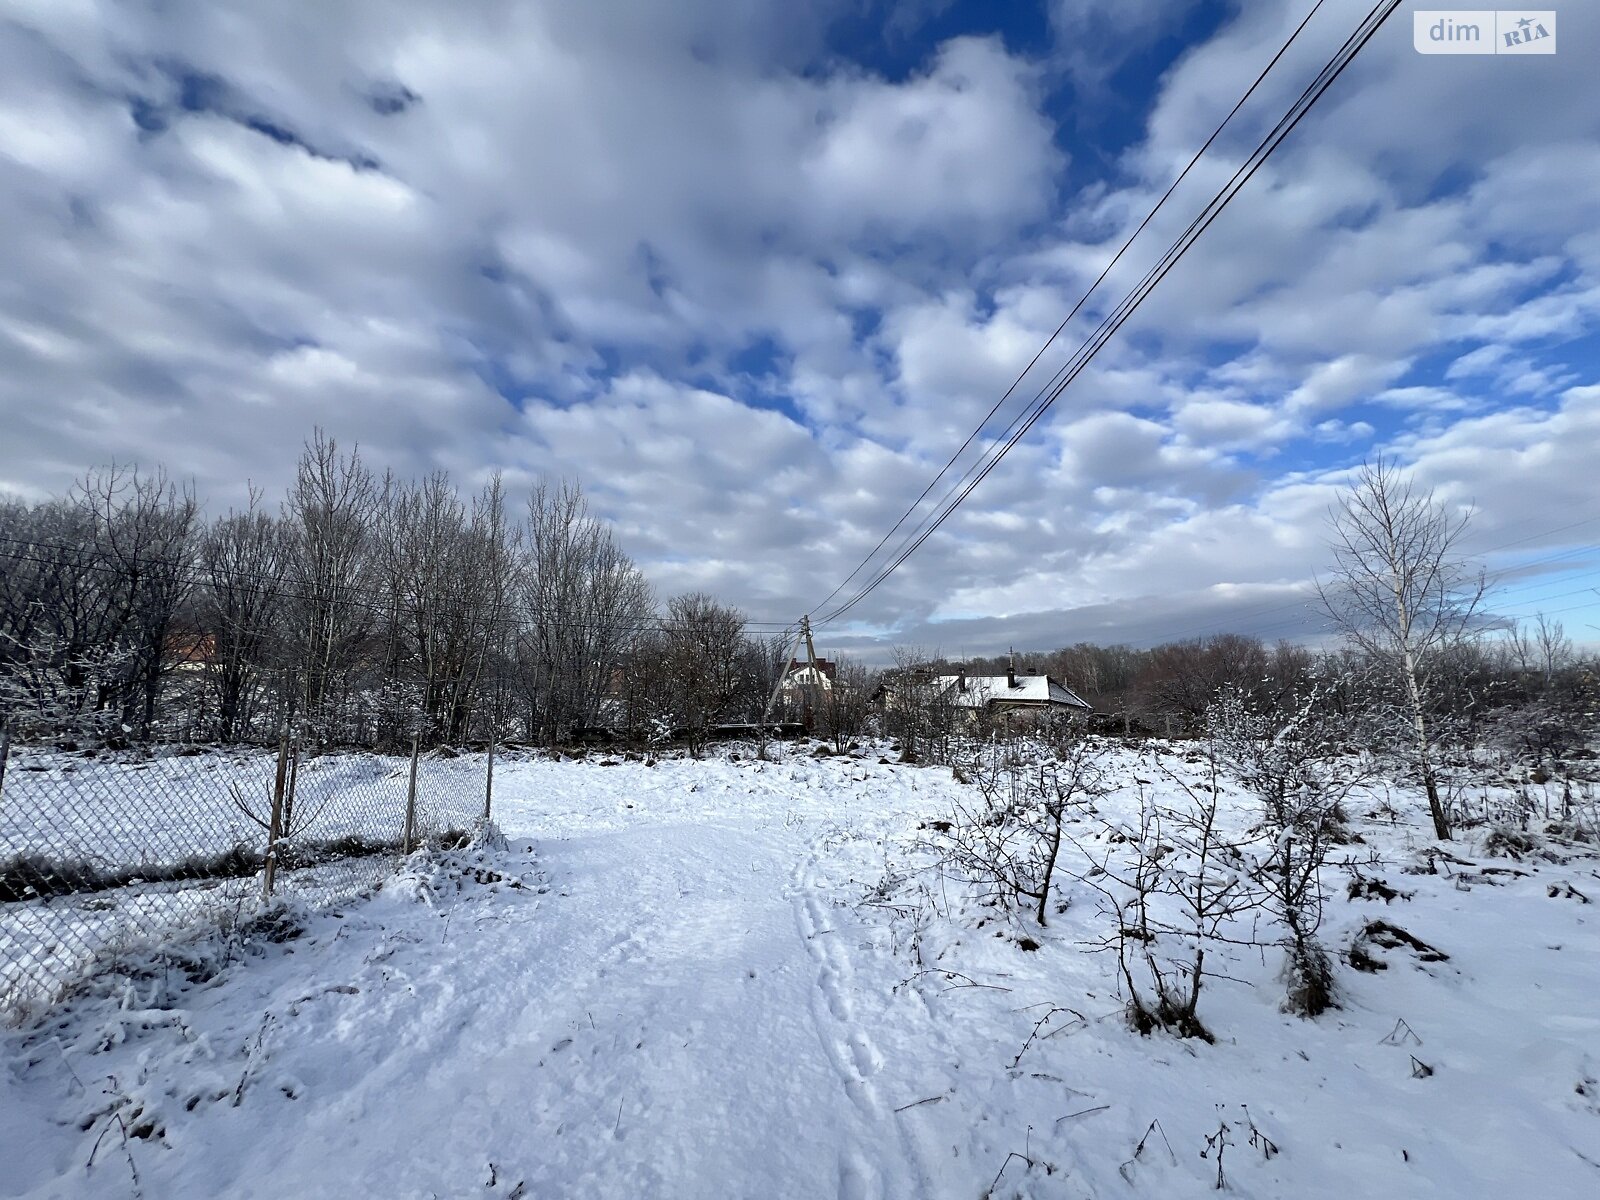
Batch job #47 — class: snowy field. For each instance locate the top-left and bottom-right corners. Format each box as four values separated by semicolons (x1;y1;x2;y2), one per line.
1;742;1597;1198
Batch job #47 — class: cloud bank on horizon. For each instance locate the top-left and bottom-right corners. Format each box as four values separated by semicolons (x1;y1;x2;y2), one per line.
1;0;1597;655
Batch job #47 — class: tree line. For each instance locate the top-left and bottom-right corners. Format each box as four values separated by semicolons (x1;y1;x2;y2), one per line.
0;432;802;751
3;443;1592;801
961;621;1586;745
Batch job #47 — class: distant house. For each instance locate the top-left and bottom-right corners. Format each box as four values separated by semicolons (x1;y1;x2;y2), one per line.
934;658;1092;719
163;632;216;674
779;657;836;704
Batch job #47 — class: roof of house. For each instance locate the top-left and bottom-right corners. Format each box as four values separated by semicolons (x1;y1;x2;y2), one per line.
933;674;1091;711
786;658;837;680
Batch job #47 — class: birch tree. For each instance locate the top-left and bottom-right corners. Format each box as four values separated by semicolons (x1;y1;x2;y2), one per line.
1320;458;1483;840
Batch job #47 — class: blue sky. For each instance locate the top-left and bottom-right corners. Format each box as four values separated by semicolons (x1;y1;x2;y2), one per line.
0;0;1597;656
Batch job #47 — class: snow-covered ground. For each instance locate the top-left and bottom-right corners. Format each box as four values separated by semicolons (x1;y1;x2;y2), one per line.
1;743;1596;1198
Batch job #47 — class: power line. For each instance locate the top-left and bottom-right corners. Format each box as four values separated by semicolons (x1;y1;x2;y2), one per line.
1491;598;1600;624
1481;576;1600;613
808;0;1332;619
814;0;1403;629
819;0;1402;626
847;528;1600;654
1462;513;1600;556
1036;543;1600;650
1225;573;1600;643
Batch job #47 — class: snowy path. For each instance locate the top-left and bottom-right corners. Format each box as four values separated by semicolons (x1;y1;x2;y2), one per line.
259;816;938;1197
472;754;945;1196
426;818;930;1199
3;753;951;1199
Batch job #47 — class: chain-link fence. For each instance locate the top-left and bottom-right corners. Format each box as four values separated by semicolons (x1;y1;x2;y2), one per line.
0;739;492;1019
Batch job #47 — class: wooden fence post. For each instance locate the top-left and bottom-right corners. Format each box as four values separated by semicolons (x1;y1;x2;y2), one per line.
263;736;289;899
484;739;495;823
402;735;420;854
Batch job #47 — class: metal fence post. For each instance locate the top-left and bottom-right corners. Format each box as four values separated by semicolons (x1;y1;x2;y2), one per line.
263;736;289;899
484;740;495;823
402;735;420;854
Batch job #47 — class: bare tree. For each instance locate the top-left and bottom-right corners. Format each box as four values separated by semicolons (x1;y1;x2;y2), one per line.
616;628;677;747
745;630;798;758
371;471;520;745
1132;634;1270;735
80;466;200;738
454;475;521;742
0;498;105;738
1049;642;1143;730
196;491;290;741
1503;620;1537;680
0;468;198;742
880;646;957;764
660;592;746;756
1533;613;1573;686
519;480;653;745
283;432;377;743
0;627;131;743
1320;458;1484;839
816;656;877;753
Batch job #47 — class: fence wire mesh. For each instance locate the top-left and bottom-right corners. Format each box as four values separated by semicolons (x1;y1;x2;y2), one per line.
0;740;490;1019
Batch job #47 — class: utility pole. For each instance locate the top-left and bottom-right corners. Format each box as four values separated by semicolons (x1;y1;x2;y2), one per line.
758;622;808;755
801;614;823;735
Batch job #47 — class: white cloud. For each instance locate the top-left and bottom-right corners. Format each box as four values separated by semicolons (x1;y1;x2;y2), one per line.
802;37;1062;239
1;0;1597;651
1174;397;1293;449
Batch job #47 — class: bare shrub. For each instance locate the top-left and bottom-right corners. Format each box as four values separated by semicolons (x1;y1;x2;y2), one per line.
1207;687;1363;1016
1068;749;1259;1040
939;730;1107;927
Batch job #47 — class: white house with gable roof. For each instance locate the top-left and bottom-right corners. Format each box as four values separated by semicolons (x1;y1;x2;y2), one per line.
933;655;1091;718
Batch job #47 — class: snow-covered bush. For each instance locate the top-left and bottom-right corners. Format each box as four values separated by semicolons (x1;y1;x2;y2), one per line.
936;730;1107;927
1207;688;1363;1016
1068;750;1258;1040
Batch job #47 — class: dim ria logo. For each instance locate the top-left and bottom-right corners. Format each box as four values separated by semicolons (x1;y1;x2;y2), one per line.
1414;10;1556;54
